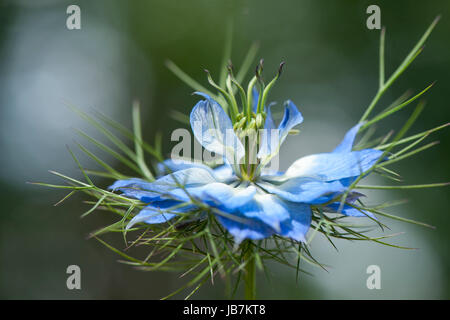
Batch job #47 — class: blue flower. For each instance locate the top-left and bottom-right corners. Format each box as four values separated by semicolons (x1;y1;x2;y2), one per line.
109;93;383;244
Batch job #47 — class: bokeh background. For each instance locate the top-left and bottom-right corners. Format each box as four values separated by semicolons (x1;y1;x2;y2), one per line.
0;0;449;299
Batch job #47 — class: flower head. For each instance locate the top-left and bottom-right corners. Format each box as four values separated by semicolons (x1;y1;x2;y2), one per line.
110;72;383;244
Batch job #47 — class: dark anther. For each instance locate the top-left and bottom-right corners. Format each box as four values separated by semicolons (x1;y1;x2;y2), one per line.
278;61;286;77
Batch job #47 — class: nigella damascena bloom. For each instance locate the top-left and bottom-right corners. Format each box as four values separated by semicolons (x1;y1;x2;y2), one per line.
109;92;383;244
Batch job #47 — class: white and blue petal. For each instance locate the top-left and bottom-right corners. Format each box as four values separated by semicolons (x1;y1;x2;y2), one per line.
143;167;215;189
171;182;292;234
258;178;346;204
111;167;217;202
203;186;297;234
212;163;235;181
332;122;364;153
108;178;157;202
284;149;383;181
258;100;303;159
127;208;176;228
279;202;311;242
165;182;256;209
215;213;274;244
257;105;277;158
190;92;245;165
201;183;257;210
108;178;152;192
236;193;291;231
156;159;235;182
278;100;304;144
157;159;213;176
114;189;157;203
126;200;196;229
216;194;312;243
260;167;284;177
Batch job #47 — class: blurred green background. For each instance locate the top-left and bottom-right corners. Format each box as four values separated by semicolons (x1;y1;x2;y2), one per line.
0;0;449;299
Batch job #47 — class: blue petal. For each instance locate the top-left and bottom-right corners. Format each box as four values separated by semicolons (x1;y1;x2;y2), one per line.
108;178;156;202
149;167;216;188
190;92;245;164
258;178;346;204
261;167;284;177
128;209;176;227
236;193;291;231
263;103;276;130
126;200;195;229
216;214;274;244
202;183;257;210
284;149;383;181
204;187;290;232
212;163;235;181
157;159;213;176
278;100;304;142
108;178;152;191
279;202;311;242
176;183;290;233
150;167;218;202
166;182;256;209
333;123;365;153
115;189;157;203
324;202;375;219
111;167;217;202
258;100;303;159
216;195;312;243
257;105;276;158
156;159;235;182
252;87;259;113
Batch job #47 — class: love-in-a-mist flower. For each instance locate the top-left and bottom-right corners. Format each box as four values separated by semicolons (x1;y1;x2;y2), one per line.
110;65;383;244
40;18;448;300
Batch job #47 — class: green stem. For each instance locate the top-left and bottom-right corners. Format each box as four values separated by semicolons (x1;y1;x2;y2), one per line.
244;241;256;300
247;76;258;122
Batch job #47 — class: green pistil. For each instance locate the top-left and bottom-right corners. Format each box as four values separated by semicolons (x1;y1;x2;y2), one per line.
205;61;284;180
246;75;258;123
260;61;285;114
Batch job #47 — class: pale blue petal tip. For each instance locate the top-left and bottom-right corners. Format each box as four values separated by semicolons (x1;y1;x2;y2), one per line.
333;122;365;153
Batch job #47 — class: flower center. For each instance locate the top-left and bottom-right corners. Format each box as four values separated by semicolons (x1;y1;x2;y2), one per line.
205;60;286;181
